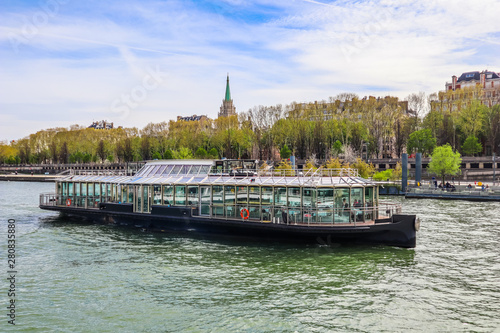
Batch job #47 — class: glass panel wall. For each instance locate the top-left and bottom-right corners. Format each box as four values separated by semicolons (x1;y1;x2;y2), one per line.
212;185;223;205
236;186;248;204
303;188;316;222
153;185;162;205
274;187;287;206
261;187;272;205
335;188;350;223
174;185;186;205
287;187;301;207
351;188;363;222
317;188;333;223
143;186;149;212
248;186;260;205
127;185;134;204
364;187;374;220
187;186;198;206
224;185;235;218
163;185;173;205
200;186;211;215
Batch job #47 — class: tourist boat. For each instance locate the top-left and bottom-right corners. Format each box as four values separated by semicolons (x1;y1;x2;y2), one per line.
39;159;419;248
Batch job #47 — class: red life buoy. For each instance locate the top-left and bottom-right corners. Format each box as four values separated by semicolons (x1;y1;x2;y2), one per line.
66;198;72;206
240;208;250;220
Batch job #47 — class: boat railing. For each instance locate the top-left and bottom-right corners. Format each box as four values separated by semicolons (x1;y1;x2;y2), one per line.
69;169;130;176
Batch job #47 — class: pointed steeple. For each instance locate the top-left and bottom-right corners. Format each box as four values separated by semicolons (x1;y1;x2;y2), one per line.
218;73;236;118
225;73;231;101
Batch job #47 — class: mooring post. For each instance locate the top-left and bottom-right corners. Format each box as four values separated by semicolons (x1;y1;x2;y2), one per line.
415;153;422;186
402;153;408;192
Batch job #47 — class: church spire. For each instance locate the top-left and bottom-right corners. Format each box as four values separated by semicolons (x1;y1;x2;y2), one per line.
218;73;236;118
225;73;231;101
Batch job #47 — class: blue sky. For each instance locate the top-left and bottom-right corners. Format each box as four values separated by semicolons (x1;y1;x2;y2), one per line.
1;0;500;141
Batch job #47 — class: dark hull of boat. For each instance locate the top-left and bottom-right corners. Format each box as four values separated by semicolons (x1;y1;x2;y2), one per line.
39;204;418;248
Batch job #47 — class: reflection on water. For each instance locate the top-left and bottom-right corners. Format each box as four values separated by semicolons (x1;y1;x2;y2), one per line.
1;182;499;332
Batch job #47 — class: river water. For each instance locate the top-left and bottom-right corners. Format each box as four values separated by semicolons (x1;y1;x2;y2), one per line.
1;181;499;332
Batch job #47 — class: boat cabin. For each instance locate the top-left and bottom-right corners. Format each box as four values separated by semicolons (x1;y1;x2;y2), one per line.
48;160;387;225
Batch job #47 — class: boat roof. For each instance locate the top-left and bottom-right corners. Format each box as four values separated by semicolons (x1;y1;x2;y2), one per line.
60;160;376;187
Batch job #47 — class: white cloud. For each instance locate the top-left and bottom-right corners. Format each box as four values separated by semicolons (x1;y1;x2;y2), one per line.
0;0;499;141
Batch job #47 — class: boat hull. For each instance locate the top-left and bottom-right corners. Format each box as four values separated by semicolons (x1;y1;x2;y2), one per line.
40;204;417;248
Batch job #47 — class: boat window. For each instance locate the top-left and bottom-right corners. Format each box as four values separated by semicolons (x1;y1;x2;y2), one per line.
200;165;211;174
200;186;211;215
212;185;223;205
75;183;80;196
153;185;162;205
249;186;260;205
95;183;101;196
127;185;134;203
189;165;201;175
365;187;373;208
68;182;74;196
138;165;153;177
121;185;127;203
174;186;186;205
172;165;183;175
187;186;198;206
143;186;149;212
317;188;333;208
302;188;316;208
162;165;174;176
181;165;191;174
287;187;301;207
163;185;174;205
148;165;161;177
351;188;363;207
261;187;273;205
62;182;67;196
335;188;350;223
224;185;235;205
274;187;287;206
155;165;167;176
225;205;236;218
236;186;248;204
88;183;94;197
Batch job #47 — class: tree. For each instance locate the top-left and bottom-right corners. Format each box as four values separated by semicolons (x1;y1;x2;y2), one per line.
59;142;69;163
427;144;462;185
195;147;207;159
461;135;482;156
96;140;107;162
280;144;291;159
407;129;436;156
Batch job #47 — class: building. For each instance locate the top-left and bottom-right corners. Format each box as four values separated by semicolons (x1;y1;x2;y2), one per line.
433;70;500;111
89;120;113;129
218;74;237;118
177;114;208;122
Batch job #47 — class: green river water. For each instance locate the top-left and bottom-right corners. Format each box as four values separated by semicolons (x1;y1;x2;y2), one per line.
1;181;499;332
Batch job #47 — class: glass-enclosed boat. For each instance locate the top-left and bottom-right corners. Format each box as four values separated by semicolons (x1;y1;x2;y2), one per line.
39;159;419;247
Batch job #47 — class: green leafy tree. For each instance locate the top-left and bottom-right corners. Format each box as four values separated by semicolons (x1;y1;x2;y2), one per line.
208;148;219;159
163;149;174;159
195;147;207;159
427;144;462;185
152;152;162;160
279;144;291;159
407;129;437;156
331;140;342;156
461;135;482;156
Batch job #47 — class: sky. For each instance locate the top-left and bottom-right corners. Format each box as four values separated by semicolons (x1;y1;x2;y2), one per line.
1;0;500;142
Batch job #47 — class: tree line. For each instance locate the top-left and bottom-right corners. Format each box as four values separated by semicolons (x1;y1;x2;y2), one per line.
1;89;499;165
